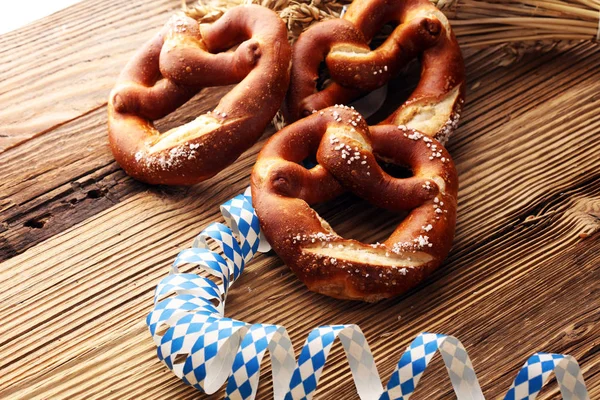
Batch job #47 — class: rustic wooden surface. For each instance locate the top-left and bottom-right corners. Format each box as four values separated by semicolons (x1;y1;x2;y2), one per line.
1;0;599;398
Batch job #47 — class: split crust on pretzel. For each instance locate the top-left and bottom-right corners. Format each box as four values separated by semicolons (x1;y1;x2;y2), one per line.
251;106;458;302
284;0;465;144
108;5;291;185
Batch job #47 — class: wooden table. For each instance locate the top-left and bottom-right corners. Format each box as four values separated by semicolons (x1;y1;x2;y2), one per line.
1;0;599;398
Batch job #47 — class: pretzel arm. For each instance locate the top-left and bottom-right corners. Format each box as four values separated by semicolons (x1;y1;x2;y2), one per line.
117;25;166;87
253;113;345;205
381;33;465;142
285;19;367;121
326;16;442;91
110;20;200;120
111;79;198;121
159;15;260;86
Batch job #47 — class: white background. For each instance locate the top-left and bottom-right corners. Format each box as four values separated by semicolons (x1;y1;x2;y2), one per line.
0;0;83;34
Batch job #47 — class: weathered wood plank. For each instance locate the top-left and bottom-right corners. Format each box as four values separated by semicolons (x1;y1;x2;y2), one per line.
0;163;597;399
1;0;599;398
0;52;599;396
0;86;231;260
0;0;179;151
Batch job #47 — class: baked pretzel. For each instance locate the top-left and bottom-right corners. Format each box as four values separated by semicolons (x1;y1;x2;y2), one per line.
108;5;291;185
284;0;465;144
252;105;458;302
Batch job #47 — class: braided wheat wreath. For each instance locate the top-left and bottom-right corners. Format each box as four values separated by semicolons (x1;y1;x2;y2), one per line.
252;0;465;302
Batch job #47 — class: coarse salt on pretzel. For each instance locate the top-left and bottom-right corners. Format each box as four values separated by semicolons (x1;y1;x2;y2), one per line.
285;0;465;144
251;105;458;302
108;5;291;185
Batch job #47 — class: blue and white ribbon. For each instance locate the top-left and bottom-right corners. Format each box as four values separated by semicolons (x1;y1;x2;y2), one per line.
146;188;590;399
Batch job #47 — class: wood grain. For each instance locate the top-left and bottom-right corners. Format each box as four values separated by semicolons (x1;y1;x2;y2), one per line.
0;0;599;398
0;0;180;151
0;86;231;260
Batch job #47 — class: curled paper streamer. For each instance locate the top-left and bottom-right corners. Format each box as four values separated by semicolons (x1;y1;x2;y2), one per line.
146;188;590;399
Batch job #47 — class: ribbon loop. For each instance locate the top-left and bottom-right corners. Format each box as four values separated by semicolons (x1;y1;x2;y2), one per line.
505;353;589;400
147;189;590;399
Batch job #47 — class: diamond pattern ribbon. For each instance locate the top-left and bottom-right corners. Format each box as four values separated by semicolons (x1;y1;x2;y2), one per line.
146;188;590;399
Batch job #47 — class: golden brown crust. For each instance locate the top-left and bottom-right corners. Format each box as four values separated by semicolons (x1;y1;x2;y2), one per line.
284;0;465;144
251;106;458;302
107;5;291;185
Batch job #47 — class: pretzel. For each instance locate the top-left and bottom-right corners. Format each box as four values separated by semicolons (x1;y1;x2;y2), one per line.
108;5;291;185
253;0;463;302
251;105;458;302
284;0;465;144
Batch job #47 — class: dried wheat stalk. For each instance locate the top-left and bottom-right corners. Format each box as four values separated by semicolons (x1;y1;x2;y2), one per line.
181;0;597;126
182;0;600;53
182;0;348;41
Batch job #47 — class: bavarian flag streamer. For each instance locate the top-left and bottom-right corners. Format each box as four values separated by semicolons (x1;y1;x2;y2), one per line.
146;188;590;400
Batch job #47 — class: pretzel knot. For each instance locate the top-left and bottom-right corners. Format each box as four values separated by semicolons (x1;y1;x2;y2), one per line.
251;105;458;302
284;0;465;145
108;5;291;185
